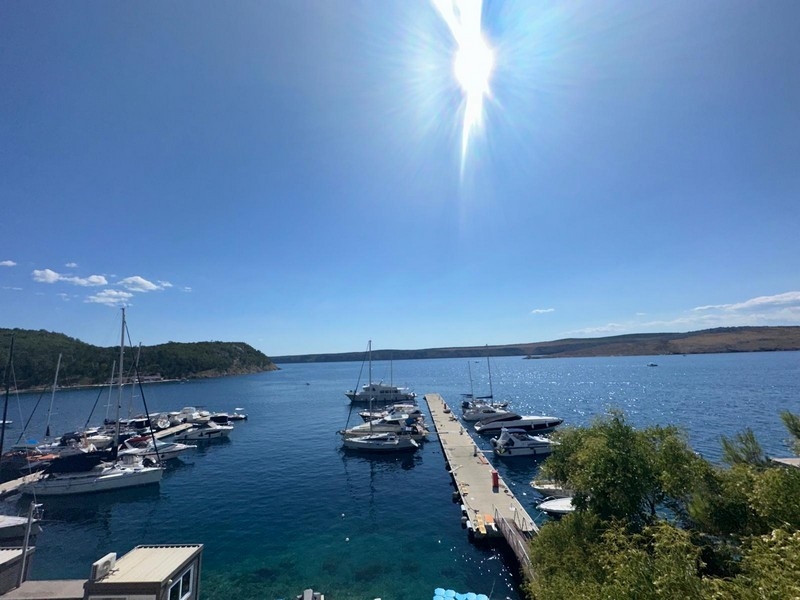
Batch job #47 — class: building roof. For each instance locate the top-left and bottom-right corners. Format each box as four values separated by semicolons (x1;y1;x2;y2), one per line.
0;579;85;599
100;545;202;584
0;548;25;568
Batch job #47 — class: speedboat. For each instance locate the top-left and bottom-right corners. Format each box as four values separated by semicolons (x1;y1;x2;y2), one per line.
341;432;419;453
462;403;511;422
118;436;196;461
490;428;556;457
174;420;233;442
536;496;576;518
530;479;573;498
474;412;563;434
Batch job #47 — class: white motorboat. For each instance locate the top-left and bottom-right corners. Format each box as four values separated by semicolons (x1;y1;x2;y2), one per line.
358;402;422;422
345;341;416;404
474;412;563;434
490;428;556;457
340;413;428;440
342;432;419;453
19;456;163;497
0;514;42;543
172;407;211;424
118;436;196;461
530;479;573;498
536;496;576;517
462;403;511;422
174;420;233;442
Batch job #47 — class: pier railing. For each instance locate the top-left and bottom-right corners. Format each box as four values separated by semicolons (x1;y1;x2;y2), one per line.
494;506;535;580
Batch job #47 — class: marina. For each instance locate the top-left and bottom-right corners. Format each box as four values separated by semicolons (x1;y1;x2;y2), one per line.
0;352;795;599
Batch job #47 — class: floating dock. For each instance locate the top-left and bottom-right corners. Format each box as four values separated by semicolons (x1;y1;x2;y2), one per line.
425;393;537;578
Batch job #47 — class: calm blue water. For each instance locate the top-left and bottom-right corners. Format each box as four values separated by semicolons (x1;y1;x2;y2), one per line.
4;352;800;599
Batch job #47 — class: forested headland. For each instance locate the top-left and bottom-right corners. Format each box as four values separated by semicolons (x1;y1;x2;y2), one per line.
0;328;278;391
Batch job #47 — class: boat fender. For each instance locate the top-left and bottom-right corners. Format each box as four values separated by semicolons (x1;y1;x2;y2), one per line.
461;516;468;528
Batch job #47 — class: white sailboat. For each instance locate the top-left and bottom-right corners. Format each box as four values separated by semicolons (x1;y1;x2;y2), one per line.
20;308;163;497
340;395;420;453
345;341;416;404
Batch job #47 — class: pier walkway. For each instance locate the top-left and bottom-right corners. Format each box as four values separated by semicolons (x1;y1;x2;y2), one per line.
425;393;537;578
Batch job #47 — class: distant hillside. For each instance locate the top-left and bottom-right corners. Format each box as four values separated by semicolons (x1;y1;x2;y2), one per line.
272;326;800;364
0;328;278;390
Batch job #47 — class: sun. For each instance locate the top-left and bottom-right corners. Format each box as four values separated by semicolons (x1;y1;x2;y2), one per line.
433;0;495;173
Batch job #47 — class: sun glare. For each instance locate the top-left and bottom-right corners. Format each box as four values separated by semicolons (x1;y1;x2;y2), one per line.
433;0;494;174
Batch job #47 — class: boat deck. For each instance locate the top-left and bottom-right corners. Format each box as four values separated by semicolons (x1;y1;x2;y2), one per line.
425;393;538;539
152;423;194;440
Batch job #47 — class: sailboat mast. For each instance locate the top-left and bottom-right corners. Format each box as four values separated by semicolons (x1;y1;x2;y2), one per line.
114;307;126;447
368;340;372;386
0;334;14;459
105;360;116;421
486;354;493;400
44;353;62;438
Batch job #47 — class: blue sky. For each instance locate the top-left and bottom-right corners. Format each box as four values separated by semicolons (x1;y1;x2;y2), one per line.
1;0;799;356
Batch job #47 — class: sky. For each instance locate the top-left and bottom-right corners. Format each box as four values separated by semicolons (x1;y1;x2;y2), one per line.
1;0;799;357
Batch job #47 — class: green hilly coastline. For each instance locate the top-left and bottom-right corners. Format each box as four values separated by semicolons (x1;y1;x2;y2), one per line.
0;328;278;391
272;326;800;363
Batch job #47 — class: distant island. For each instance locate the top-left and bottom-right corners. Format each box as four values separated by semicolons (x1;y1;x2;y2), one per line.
0;328;278;391
272;326;800;364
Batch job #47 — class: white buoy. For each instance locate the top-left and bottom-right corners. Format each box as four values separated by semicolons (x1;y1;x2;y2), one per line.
345;537;350;542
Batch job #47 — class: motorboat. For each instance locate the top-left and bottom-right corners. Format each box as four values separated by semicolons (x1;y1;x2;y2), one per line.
228;409;248;421
358;402;422;422
0;514;42;545
172;407;211;424
340;413;428;440
474;412;563;434
345;341;416;404
490;428;556;457
174;420;233;442
536;496;576;518
462;403;511;422
341;432;419;453
118;436;197;461
530;479;573;498
19;455;163;497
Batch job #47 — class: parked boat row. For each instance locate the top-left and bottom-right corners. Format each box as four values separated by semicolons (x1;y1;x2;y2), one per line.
1;310;246;497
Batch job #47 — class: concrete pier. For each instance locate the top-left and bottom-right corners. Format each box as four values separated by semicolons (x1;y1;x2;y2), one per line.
425;393;537;576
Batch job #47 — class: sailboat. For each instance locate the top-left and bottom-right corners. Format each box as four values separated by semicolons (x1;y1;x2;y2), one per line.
20;308;163;496
461;356;509;420
344;340;416;405
341;396;420;453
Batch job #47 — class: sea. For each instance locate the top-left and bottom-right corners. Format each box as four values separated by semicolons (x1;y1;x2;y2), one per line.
3;351;799;600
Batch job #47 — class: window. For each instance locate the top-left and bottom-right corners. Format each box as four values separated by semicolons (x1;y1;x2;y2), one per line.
168;566;193;600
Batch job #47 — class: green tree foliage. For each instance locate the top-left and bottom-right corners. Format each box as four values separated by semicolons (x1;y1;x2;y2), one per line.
720;429;769;468
527;411;800;599
0;328;277;389
539;411;702;526
780;410;800;455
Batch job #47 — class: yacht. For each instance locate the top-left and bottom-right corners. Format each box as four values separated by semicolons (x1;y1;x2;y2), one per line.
462;403;511;422
474;412;563;434
117;436;197;461
340;413;428;441
536;496;576;518
174;420;233;442
490;428;556;457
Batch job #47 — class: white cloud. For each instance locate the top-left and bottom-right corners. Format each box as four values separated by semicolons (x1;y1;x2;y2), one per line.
32;269;61;283
65;262;78;268
693;291;800;312
0;260;16;267
530;308;555;315
119;276;160;292
158;280;173;288
86;289;134;306
32;269;107;286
